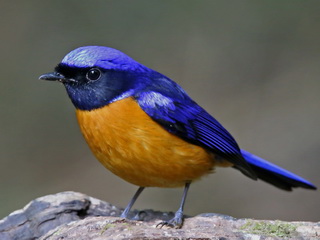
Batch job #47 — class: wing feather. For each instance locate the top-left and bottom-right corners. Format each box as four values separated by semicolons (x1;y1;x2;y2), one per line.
135;90;256;179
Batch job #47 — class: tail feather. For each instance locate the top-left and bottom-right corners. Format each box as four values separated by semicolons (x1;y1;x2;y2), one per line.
237;150;317;191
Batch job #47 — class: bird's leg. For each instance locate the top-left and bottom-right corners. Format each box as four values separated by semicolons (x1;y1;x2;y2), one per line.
120;186;145;218
157;182;191;229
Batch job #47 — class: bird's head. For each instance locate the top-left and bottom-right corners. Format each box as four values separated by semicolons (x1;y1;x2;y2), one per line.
39;46;151;110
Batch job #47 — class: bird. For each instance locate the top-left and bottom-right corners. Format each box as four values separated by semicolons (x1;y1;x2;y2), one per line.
39;46;316;228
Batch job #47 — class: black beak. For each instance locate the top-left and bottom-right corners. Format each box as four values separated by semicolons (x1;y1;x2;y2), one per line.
39;72;74;83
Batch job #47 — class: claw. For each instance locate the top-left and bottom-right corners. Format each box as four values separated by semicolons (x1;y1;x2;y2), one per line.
156;211;184;229
156;183;190;229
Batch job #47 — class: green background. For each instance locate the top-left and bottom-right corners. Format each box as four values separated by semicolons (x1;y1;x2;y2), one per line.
1;0;319;221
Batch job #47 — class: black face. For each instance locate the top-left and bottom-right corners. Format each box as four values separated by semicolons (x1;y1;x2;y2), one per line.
55;64;102;85
53;63;135;111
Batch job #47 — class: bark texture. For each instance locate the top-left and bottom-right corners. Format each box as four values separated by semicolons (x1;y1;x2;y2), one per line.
0;191;319;240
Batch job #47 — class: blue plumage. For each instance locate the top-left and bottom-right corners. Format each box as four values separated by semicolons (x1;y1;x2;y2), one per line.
241;150;316;190
43;45;316;191
40;46;316;228
60;46;144;71
135;90;256;179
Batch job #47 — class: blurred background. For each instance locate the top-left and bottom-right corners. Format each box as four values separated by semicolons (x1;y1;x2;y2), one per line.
0;1;319;221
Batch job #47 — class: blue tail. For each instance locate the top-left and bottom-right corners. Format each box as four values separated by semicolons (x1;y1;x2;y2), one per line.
238;150;317;191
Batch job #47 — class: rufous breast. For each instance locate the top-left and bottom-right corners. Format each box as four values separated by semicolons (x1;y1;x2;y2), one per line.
76;97;231;187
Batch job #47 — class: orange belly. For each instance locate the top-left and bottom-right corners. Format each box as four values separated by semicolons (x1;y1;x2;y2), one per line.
76;97;232;187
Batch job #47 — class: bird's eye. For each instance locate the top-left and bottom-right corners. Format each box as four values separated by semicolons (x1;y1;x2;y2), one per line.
86;68;101;81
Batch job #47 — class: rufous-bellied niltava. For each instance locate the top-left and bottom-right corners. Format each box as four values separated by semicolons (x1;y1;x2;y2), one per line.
39;46;316;228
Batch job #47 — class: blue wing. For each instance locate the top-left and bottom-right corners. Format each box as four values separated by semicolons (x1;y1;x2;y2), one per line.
135;88;256;179
135;83;316;190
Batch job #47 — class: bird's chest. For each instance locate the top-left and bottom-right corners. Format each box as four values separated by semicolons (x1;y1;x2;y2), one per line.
76;97;215;187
